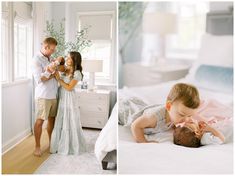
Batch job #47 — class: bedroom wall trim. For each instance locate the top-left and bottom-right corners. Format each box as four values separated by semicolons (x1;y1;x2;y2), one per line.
2;128;32;154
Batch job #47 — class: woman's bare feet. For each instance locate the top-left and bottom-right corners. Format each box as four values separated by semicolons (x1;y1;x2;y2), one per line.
34;147;42;157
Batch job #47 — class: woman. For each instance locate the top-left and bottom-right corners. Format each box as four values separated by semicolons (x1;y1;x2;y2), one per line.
50;51;87;155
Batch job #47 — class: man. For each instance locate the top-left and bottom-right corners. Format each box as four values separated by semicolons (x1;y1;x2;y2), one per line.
32;37;58;156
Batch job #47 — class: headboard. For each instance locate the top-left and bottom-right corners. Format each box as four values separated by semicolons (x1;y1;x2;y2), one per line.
206;9;233;35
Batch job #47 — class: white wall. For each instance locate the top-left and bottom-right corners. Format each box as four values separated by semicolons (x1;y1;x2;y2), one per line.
2;80;32;153
210;2;233;11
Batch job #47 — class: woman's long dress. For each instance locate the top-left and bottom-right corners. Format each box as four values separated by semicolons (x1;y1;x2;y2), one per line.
50;70;87;155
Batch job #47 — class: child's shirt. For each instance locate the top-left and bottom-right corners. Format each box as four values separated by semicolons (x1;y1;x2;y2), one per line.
143;105;173;135
127;104;173;135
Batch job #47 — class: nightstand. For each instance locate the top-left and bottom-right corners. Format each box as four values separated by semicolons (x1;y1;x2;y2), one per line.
77;89;111;129
123;62;190;87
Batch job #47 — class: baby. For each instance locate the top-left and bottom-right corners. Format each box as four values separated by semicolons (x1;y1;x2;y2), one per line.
45;56;65;78
173;114;232;147
131;83;200;143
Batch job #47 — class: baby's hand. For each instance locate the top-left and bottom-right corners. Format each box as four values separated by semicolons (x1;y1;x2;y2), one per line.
199;121;211;132
199;121;207;129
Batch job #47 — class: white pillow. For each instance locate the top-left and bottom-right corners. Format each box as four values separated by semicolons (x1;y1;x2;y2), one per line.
197;34;233;67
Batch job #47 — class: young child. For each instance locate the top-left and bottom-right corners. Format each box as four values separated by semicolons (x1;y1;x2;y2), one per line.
173;101;233;147
131;83;200;143
50;51;87;155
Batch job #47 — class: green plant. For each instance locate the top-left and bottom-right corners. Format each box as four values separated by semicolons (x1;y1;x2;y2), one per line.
45;19;92;58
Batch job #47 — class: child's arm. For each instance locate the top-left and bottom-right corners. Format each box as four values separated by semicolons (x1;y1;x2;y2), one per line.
131;115;157;143
199;121;225;143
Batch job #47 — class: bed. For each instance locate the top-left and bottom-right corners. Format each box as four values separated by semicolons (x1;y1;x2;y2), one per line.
118;10;233;174
119;79;233;174
94;103;117;170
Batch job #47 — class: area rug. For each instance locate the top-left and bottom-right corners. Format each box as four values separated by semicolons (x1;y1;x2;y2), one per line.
34;129;116;174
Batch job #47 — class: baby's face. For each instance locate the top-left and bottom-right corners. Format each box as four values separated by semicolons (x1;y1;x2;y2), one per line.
167;101;197;125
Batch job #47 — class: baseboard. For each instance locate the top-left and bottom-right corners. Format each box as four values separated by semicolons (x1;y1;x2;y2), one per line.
2;128;32;154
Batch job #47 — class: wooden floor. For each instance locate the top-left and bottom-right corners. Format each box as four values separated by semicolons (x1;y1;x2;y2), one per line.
2;130;51;174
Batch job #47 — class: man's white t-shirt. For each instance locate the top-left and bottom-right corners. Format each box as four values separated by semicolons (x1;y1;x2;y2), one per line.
32;52;58;99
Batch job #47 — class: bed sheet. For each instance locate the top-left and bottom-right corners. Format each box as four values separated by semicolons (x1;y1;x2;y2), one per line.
95;103;117;162
119;125;233;174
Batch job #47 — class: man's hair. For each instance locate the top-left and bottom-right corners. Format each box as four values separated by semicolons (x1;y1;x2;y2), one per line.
43;37;58;46
167;83;200;109
173;126;201;148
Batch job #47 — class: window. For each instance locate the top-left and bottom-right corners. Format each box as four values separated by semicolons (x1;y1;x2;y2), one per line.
166;2;209;59
1;3;9;83
82;41;111;80
0;2;32;83
78;11;116;84
14;21;32;80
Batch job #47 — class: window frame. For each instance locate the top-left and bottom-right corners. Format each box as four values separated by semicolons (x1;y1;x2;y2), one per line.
1;2;33;85
77;11;116;84
13;18;33;81
165;2;209;60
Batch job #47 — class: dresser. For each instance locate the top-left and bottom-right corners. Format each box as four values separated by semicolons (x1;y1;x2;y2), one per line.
77;89;111;129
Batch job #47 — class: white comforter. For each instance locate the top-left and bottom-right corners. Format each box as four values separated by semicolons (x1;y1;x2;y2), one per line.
94;103;117;161
119;79;233;174
119;125;233;174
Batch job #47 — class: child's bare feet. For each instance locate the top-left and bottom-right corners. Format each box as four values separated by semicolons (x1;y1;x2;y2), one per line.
34;147;42;157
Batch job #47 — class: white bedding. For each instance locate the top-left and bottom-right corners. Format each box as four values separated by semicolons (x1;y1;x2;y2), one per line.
119;79;233;174
95;103;117;162
119;125;233;174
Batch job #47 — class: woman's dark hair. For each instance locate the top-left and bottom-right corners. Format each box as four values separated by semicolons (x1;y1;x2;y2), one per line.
69;51;83;79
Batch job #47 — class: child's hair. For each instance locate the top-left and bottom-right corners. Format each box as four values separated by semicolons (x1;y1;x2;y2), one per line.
167;83;200;109
173;126;201;148
69;51;83;79
43;37;58;46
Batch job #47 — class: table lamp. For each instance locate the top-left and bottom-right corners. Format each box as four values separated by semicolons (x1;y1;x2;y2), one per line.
143;12;177;62
82;59;103;91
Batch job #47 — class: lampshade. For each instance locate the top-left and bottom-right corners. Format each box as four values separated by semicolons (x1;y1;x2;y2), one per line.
82;59;103;72
143;12;177;35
